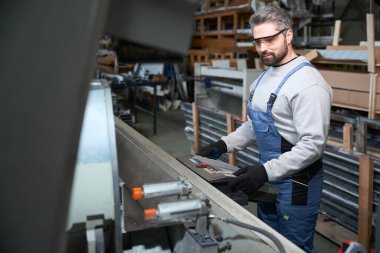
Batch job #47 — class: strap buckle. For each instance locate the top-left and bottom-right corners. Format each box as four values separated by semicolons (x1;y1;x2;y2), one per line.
267;93;277;107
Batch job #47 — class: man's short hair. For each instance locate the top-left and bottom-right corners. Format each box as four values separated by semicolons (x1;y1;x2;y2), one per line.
249;6;293;32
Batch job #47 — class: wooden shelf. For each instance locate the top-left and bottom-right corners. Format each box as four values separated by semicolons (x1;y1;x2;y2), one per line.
189;1;255;70
202;0;251;13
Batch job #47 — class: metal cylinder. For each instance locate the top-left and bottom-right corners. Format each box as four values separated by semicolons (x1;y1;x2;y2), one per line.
133;180;192;200
156;199;207;220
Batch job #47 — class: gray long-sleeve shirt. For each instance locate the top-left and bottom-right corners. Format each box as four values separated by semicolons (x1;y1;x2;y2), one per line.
221;56;333;182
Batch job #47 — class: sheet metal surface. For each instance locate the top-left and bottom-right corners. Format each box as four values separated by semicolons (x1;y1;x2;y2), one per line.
114;118;303;253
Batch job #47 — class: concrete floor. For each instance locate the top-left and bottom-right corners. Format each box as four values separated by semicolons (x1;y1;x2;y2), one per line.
129;108;341;253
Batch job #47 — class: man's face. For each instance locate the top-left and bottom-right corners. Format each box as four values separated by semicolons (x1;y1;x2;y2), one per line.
252;22;291;66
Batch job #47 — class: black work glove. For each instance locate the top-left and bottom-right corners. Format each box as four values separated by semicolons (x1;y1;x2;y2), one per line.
228;165;268;194
198;140;227;159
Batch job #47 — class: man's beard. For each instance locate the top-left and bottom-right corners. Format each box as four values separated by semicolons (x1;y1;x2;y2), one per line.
260;42;288;66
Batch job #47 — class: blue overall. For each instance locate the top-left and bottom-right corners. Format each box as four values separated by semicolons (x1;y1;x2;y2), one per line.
247;62;324;253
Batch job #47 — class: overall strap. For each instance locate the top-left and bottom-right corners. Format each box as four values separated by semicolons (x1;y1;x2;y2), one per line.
249;70;267;100
267;62;315;112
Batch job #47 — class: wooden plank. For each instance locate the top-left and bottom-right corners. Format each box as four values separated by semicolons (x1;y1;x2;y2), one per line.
242;100;247;121
192;102;201;154
326;139;380;159
312;59;368;67
376;75;380;112
366;14;376;73
367;150;380;159
333;89;370;112
303;49;319;61
332;20;341;46
226;113;236;165
320;69;374;116
217;15;222;34
320;70;371;92
369;73;377;119
342;123;353;151
315;213;357;246
358;155;374;251
195;8;252;19
191;37;236;48
326;45;368;50
233;12;238;33
326;138;343;148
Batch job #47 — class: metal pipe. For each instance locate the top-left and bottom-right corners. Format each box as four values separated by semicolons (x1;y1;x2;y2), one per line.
144;198;208;221
132;179;192;201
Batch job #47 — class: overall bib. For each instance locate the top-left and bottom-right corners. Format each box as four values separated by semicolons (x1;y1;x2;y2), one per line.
247;62;323;253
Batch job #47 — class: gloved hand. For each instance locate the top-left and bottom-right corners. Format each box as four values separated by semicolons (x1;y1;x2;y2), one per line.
228;165;268;194
198;140;227;159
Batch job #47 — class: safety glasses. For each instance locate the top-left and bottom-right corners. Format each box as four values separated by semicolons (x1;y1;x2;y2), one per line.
251;29;288;46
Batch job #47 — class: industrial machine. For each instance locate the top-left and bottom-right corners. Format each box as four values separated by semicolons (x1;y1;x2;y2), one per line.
0;1;305;253
62;79;302;252
9;66;294;252
114;115;301;253
194;63;262;117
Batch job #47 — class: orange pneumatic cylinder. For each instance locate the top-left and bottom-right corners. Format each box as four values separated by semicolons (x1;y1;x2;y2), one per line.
144;208;157;220
132;187;143;201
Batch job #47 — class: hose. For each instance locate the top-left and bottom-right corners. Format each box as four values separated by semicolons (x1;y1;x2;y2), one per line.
215;217;286;253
